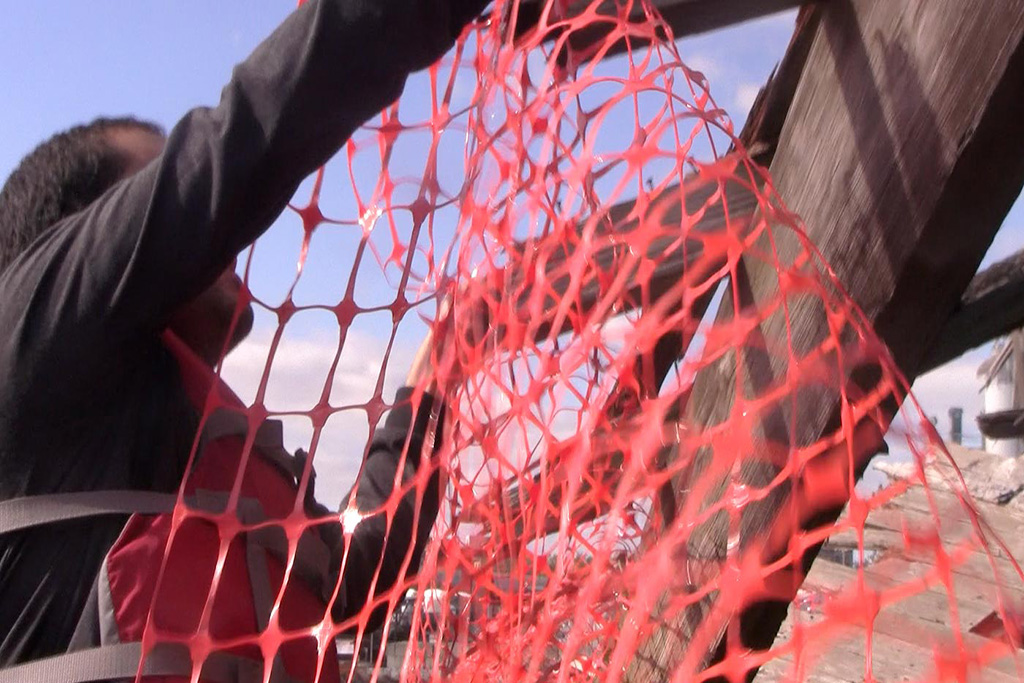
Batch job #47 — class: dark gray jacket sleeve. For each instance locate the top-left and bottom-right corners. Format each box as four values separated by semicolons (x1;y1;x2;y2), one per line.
0;0;477;403
332;386;444;630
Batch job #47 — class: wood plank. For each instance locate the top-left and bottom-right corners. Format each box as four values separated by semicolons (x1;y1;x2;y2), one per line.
807;556;999;636
643;0;808;41
827;523;1024;602
761;615;1024;683
510;0;811;57
505;177;758;342
871;554;1024;618
823;481;1024;626
752;558;1024;682
921;247;1024;373
761;627;1022;682
625;1;1024;681
799;560;1024;680
880;485;1024;554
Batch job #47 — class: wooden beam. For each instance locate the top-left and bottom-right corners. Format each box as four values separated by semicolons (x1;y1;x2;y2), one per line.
650;0;810;40
738;5;824;161
509;3;822;341
596;0;810;54
510;0;812;58
505;178;757;342
626;1;1024;681
920;246;1024;373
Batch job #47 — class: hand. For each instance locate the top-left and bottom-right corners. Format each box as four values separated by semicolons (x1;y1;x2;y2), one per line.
405;295;454;391
449;0;492;38
400;0;492;72
493;0;571;69
407;272;500;387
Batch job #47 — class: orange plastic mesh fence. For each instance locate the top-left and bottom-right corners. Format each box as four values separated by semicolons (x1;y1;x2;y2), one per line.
141;2;1024;682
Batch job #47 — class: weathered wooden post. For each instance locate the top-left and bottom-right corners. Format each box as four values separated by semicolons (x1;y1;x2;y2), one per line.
626;1;1024;680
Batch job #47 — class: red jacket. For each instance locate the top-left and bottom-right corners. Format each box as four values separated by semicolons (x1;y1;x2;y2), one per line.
98;332;342;683
0;332;442;683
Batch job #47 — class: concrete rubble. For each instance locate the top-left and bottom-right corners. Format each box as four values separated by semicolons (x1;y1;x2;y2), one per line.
873;443;1024;506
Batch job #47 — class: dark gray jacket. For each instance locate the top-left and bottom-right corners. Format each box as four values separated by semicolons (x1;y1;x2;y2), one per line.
0;0;467;665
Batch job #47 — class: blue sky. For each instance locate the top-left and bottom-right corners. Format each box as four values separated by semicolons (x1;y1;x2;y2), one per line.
4;4;1022;504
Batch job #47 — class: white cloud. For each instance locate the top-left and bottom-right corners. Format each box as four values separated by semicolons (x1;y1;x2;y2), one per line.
220;323;417;510
903;348;988;447
734;82;762;115
857;347;989;493
980;210;1024;268
683;54;720;81
220;320;992;510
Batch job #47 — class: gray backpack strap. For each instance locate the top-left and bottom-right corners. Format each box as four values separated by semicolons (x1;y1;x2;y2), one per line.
0;410;307;537
0;410;254;537
0;491;179;535
0;641;299;683
201;408;305;483
0;642;190;683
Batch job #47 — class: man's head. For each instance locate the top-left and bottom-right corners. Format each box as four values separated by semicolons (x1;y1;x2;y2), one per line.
0;117;164;272
0;116;254;364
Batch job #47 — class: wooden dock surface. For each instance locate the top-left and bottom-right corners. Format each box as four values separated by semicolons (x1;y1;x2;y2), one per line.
759;446;1024;682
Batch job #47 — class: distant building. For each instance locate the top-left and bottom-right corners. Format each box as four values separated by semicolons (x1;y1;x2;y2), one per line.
976;330;1024;457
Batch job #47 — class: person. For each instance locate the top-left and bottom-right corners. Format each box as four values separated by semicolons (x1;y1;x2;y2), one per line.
0;0;487;676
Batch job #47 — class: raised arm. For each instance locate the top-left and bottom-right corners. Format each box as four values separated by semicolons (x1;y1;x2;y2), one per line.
332;386;444;631
0;0;485;395
330;306;457;631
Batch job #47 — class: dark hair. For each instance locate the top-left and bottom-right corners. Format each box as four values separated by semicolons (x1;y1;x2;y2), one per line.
0;116;164;272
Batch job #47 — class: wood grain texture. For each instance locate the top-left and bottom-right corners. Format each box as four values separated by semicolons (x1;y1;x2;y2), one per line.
625;1;1024;680
507;178;759;341
921;248;1024;373
759;456;1024;682
512;0;811;58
